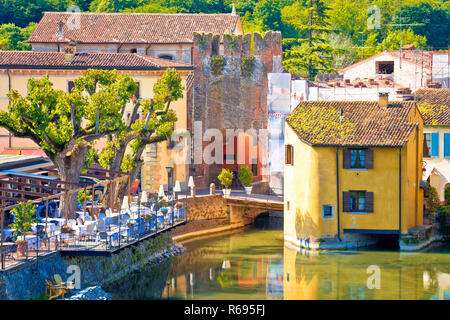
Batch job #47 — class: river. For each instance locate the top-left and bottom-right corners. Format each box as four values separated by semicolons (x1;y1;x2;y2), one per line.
106;216;450;300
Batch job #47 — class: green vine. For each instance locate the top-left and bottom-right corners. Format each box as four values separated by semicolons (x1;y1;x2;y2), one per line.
210;56;224;76
241;56;255;78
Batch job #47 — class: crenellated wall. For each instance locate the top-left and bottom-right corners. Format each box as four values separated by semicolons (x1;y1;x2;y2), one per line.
188;31;283;189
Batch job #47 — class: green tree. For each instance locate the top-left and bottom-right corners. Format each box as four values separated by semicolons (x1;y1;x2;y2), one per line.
377;27;427;51
98;68;183;207
9;202;37;241
282;0;334;79
0;23;37;51
0;70;138;219
398;1;449;48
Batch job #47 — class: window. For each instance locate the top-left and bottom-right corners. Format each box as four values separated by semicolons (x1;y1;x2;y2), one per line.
350;149;366;168
424;132;439;158
322;205;334;218
350;191;366;212
158;54;174;61
343;191;374;213
285;144;294;165
376;61;394;74
251;162;258;177
130;48;137;53
343;148;373;169
68;81;75;93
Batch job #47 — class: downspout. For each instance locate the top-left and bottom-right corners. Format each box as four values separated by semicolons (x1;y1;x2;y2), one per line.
336;146;341;241
7;69;11;148
399;146;402;238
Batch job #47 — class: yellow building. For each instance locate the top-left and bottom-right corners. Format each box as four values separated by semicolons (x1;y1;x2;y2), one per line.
0;50;193;193
284;95;424;249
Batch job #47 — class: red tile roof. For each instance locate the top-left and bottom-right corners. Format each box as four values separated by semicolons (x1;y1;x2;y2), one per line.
28;12;241;44
286;101;419;147
414;88;450;126
0;51;192;70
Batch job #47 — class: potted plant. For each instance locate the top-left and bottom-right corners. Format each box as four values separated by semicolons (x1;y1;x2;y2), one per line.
218;168;233;198
9;202;36;256
238;166;254;195
60;225;72;234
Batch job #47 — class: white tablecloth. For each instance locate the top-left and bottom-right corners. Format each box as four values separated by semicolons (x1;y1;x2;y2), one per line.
25;235;41;248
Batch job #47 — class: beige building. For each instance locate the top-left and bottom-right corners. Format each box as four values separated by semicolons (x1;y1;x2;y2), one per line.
415;88;450;201
0;50;193;193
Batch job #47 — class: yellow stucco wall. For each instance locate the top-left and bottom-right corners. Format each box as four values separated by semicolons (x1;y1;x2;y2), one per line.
0;68;190;191
284;105;423;243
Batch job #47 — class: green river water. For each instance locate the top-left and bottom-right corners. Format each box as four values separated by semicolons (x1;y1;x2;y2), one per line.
106;218;450;300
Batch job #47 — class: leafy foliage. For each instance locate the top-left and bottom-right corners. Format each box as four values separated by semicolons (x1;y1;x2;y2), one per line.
425;185;440;214
238;166;253;187
9;202;37;241
218;168;233;188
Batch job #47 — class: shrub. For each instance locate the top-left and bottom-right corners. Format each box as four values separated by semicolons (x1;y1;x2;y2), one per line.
218;168;233;188
445;186;450;204
238;166;253;187
425;185;440;214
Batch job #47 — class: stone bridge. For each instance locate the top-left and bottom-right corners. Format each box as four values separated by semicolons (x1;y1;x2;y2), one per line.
185;190;283;225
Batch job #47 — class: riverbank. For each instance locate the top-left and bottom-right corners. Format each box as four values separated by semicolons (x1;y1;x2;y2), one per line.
170;218;250;242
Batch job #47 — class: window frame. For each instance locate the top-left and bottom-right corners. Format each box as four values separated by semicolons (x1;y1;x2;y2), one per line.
322;205;335;218
349;148;366;169
349;190;367;213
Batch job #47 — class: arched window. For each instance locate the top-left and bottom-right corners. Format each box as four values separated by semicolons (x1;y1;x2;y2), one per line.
158;54;174;61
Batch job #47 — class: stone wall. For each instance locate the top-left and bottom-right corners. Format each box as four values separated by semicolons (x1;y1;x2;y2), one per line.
188;31;283;189
187;195;228;221
0;234;173;300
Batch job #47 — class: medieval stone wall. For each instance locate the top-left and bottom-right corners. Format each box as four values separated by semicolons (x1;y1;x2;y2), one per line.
188;31;282;189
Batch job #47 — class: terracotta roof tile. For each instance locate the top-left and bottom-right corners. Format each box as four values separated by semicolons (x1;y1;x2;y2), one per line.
0;51;192;69
28;12;241;44
286;101;418;147
414;88;450;126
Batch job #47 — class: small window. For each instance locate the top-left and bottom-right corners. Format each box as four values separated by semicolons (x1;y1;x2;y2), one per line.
158;54;174;61
285;144;294;165
224;154;235;161
424;133;432;157
322;205;334;218
68;81;75;93
130;48;137;53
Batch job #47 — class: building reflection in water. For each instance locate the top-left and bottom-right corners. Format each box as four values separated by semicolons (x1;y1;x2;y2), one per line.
284;243;450;300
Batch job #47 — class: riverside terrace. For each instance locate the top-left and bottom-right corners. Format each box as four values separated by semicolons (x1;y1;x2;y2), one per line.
0;174;188;271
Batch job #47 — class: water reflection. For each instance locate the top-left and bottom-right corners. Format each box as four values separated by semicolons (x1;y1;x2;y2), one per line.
105;224;450;300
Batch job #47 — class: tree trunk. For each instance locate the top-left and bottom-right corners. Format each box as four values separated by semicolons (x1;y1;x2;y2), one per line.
115;144;146;208
55;144;90;220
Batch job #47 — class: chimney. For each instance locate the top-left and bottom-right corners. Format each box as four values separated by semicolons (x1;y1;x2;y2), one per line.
378;92;389;108
58;21;64;40
64;40;77;63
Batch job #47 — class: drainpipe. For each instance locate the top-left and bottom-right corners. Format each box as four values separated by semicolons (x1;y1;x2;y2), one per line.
336;146;341;241
399;147;402;239
7;69;11;148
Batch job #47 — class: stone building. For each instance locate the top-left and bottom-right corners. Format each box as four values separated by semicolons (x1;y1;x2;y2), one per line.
187;31;283;191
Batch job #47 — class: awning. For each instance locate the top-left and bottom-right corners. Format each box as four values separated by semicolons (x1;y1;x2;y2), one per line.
433;166;450;184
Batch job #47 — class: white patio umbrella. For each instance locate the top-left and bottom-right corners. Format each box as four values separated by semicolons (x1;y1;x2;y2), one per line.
140;191;148;203
158;185;165;198
121;196;129;210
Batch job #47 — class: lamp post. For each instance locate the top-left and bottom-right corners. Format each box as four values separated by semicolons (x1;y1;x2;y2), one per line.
174;180;181;223
188;176;195;197
166;166;174;226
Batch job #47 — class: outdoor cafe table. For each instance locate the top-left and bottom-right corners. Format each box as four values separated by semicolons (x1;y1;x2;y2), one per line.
73;221;97;236
32;223;56;235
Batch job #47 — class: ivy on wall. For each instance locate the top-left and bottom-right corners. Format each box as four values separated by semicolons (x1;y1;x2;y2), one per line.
210;56;225;76
241;56;255;78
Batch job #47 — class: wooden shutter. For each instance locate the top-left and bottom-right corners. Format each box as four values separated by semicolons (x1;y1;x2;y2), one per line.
343;192;351;212
431;133;439;157
343;149;351;169
365;192;374;212
365;149;374;169
285;145;293;165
